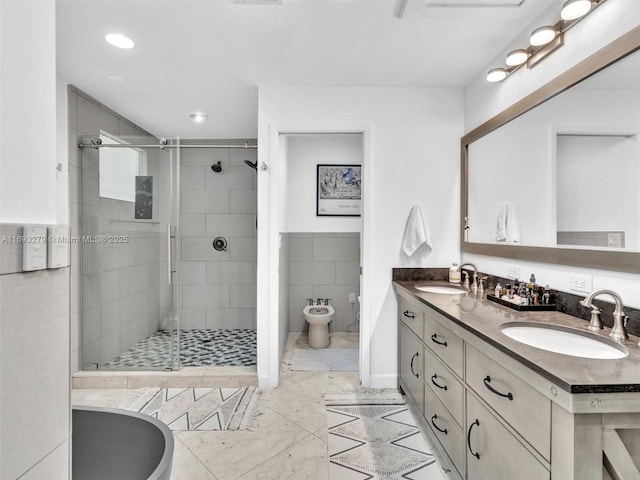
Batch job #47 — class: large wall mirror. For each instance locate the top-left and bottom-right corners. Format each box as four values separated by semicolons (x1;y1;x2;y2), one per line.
462;26;640;273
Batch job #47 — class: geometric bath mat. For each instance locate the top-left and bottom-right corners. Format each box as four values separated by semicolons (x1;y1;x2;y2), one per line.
291;348;359;371
118;387;256;431
326;400;446;480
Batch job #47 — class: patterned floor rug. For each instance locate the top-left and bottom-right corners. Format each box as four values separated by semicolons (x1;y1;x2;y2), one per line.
119;386;257;431
326;394;446;480
291;348;359;371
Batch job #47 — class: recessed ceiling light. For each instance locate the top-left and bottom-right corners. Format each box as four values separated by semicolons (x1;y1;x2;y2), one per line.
105;33;135;49
486;68;508;83
190;113;208;123
505;48;529;66
104;75;127;86
561;0;593;20
530;26;557;46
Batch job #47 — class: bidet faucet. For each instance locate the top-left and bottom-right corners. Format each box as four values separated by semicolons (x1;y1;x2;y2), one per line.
580;289;629;341
458;263;478;290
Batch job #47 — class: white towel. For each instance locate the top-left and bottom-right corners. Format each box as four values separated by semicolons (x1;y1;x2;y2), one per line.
402;204;432;257
496;202;520;244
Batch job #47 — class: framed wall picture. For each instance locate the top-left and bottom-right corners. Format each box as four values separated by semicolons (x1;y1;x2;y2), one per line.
316;164;362;216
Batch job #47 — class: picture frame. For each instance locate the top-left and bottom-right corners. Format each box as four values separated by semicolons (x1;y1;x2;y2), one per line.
316;164;362;216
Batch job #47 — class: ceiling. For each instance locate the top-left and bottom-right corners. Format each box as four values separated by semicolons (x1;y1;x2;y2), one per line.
56;0;557;139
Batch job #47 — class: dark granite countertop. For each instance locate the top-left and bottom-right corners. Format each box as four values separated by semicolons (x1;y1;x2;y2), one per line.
394;280;640;394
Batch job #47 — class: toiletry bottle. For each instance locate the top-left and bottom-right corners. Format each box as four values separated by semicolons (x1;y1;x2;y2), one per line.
494;283;502;298
542;285;551;305
449;263;461;284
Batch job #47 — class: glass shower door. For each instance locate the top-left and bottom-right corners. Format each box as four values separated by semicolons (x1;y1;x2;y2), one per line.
79;133;180;370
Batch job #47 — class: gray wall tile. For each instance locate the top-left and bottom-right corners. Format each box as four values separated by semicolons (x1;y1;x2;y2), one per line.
180;308;207;329
206;213;256;237
289;236;313;261
312;236;360;261
230;147;257;167
180;214;206;236
229;190;256;214
181;166;207;190
229;237;257;261
206;261;255;285
181;190;230;214
181;147;229;166
206;166;254;191
180;261;206;284
289;261;335;285
206;308;255;329
336;261;361;285
182;285;230;308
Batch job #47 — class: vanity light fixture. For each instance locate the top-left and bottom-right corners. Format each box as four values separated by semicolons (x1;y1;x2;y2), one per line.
561;0;593;20
486;0;607;83
189;112;208;123
486;67;508;83
505;48;530;67
105;33;135;49
530;25;558;46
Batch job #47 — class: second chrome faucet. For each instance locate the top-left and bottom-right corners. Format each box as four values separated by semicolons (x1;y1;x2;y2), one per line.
580;289;629;342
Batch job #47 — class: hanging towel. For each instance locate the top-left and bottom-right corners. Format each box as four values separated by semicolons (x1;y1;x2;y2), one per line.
496;202;521;244
402;204;432;257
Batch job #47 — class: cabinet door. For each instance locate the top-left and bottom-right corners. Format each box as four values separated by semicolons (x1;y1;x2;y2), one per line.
466;394;550;480
399;322;424;409
466;344;550;459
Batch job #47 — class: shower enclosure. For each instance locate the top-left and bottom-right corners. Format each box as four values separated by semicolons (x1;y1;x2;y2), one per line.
78;133;259;371
79;134;181;370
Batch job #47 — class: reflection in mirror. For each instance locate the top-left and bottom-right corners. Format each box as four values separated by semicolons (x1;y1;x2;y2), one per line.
466;48;640;252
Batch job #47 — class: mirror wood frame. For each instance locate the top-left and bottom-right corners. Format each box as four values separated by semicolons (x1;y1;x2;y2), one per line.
461;25;640;274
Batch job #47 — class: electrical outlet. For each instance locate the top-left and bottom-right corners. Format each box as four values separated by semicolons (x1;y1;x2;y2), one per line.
505;264;520;280
348;293;356;304
569;274;593;293
608;233;622;248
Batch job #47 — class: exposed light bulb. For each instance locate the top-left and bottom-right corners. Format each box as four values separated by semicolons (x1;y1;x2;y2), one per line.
561;0;593;21
530;26;557;46
486;68;508;83
505;49;529;67
190;113;208;123
105;33;135;49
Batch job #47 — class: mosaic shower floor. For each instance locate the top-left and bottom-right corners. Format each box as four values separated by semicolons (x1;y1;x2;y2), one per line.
103;329;257;369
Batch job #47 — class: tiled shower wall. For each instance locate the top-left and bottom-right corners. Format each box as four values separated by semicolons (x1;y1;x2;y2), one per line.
179;145;257;329
68;87;171;371
288;233;360;332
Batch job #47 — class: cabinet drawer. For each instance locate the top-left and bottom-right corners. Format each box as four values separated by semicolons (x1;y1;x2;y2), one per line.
424;383;464;476
466;344;551;459
399;323;424;409
400;296;424;338
466;393;549;480
423;309;463;377
424;347;464;426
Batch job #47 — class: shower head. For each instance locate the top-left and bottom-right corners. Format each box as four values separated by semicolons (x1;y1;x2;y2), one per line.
244;160;258;171
211;161;222;173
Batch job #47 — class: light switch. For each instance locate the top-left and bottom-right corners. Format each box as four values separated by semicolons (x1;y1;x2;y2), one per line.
47;225;70;269
22;225;48;271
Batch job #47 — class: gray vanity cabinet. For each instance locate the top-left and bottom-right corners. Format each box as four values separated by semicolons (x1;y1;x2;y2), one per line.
466;394;550;480
397;291;552;480
399;321;424;411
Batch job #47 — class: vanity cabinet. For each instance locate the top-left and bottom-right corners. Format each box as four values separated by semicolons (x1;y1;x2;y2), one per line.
399;321;424;411
397;291;551;480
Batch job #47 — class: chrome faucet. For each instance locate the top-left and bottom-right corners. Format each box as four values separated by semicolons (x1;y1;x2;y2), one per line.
580;289;629;341
458;263;478;291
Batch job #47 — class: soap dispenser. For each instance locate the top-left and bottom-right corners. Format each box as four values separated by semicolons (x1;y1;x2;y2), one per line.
449;262;461;284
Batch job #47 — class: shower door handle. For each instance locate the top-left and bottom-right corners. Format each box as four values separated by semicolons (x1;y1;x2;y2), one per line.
167;224;173;284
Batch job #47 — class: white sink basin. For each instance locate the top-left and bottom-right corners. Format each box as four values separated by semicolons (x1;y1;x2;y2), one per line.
501;322;628;359
415;285;468;295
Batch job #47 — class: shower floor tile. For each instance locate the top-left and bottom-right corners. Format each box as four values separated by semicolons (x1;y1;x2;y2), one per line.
103;329;257;369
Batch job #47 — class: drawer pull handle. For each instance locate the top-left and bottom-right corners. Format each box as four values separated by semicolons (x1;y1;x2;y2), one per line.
410;352;420;378
467;419;480;460
431;374;448;391
483;375;514;401
431;415;448;435
431;333;448;347
403;310;415;319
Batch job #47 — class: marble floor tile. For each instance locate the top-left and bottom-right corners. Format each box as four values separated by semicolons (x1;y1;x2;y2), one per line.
176;412;309;480
171;437;219;480
236;433;329;480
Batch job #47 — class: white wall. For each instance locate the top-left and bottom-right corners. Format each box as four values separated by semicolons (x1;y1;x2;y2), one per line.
464;0;640;309
258;87;464;387
282;133;362;233
0;0;58;224
0;1;71;478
